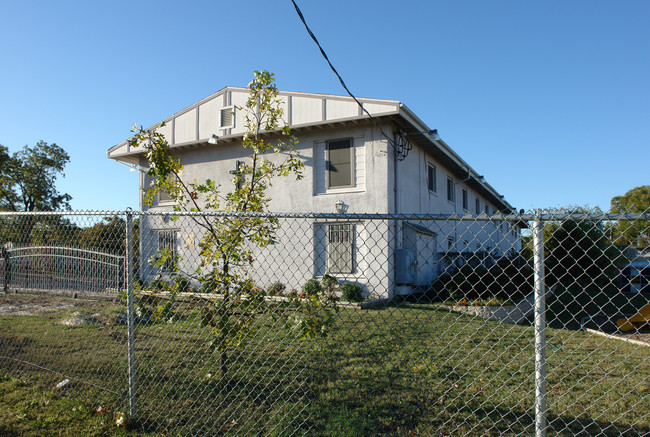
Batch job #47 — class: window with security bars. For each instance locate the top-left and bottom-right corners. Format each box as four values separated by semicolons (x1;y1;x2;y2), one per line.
157;229;177;272
327;223;354;273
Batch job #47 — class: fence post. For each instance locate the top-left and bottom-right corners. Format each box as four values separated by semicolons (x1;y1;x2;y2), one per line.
125;209;137;421
533;210;547;436
2;247;8;294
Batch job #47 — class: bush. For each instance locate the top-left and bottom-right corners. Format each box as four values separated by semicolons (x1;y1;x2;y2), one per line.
302;279;322;297
173;275;192;293
340;281;364;302
428;258;533;303
267;281;286;296
199;277;218;294
321;274;338;299
149;278;170;291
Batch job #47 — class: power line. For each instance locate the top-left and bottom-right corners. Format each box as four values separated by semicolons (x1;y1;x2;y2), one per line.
289;0;411;160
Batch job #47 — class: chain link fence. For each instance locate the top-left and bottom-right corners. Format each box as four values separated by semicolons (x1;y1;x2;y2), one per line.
0;210;648;435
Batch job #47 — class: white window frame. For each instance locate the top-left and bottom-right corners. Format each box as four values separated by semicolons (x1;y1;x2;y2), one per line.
427;163;437;193
219;106;235;130
326;138;355;189
327;223;354;274
156;229;178;272
156;173;176;205
447;177;455;203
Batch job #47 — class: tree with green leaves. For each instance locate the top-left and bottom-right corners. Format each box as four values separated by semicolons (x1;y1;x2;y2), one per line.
610;185;650;250
0;141;72;245
0;141;71;212
542;206;620;287
129;70;337;379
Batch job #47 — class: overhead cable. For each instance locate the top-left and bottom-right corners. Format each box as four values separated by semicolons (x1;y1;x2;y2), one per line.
290;0;412;159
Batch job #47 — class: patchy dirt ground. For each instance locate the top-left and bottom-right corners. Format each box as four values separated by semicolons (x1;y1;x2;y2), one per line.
0;293;118;318
0;294;76;316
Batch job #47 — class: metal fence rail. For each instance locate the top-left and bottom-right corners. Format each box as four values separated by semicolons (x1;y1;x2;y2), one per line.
0;210;648;436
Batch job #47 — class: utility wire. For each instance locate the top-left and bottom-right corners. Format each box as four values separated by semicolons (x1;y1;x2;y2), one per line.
290;0;411;159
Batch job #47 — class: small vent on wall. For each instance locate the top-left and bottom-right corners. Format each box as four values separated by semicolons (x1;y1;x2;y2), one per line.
220;106;235;129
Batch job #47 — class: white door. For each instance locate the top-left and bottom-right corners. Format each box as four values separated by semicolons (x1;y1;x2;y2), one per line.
415;233;436;286
402;224;437;287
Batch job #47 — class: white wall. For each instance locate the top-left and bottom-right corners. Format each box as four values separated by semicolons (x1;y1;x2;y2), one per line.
138;123;393;298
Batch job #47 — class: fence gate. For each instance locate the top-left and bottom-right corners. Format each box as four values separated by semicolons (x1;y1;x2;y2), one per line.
1;245;124;296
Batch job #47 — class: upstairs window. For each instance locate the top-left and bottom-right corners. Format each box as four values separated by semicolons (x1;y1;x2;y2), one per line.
475;197;481;215
462;188;468;210
447;177;455;203
427;163;437;192
219;106;235;129
327;138;353;188
157;173;176;204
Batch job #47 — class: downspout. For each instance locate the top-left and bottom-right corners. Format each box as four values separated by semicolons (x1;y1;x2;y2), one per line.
393;130;400;298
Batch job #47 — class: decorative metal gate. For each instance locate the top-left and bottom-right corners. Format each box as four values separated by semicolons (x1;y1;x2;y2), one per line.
1;245;124;296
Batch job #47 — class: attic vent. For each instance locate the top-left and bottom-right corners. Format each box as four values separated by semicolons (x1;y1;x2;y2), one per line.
220;106;235;129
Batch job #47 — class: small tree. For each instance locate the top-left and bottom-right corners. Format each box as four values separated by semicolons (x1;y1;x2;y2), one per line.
129;70;336;379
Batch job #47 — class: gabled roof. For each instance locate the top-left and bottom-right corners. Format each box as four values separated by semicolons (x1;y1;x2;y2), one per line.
107;86;515;213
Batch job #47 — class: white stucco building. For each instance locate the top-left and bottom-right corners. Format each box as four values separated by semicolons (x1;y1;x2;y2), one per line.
107;86;521;299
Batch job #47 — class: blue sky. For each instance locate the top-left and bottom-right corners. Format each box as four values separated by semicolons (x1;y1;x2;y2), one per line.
1;0;648;212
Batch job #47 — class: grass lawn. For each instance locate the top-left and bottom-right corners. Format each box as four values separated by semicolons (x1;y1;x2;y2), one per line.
0;294;648;436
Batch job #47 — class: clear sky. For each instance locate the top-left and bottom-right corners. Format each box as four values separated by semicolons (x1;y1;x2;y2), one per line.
1;0;648;213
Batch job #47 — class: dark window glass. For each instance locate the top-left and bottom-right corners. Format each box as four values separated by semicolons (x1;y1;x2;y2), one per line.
328;139;352;188
427;164;437;192
447;177;454;202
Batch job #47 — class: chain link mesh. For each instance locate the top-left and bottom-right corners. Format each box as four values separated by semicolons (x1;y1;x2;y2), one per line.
0;210;648;435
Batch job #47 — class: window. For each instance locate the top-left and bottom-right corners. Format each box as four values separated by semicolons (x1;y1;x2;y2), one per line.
157;229;177;272
327;138;353;188
327;223;354;273
475;197;481;215
427;163;437;192
462;188;468;210
447;177;455;202
219;106;235;129
157;174;176;204
485;204;490;215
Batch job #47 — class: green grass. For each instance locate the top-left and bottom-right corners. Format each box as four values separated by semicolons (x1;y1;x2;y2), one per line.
0;295;648;436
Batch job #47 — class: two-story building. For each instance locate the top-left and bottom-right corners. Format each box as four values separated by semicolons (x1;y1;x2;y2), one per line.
107;86;521;299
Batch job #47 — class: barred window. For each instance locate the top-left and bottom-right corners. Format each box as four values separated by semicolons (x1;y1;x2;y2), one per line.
157;229;177;271
327;223;354;273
